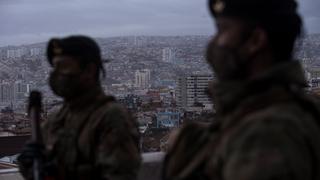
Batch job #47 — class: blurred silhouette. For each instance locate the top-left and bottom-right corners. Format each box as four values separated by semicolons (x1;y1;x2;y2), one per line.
163;0;320;180
18;35;141;180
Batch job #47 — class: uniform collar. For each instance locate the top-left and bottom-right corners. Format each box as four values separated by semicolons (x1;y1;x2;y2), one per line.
212;61;307;115
65;86;105;111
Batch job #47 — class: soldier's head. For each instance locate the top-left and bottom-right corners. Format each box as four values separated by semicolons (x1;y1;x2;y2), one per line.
47;35;105;100
206;0;302;81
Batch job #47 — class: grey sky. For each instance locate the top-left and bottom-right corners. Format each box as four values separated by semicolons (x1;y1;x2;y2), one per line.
1;0;320;46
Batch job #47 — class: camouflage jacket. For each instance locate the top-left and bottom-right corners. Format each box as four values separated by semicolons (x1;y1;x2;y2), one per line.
163;61;320;180
41;87;141;180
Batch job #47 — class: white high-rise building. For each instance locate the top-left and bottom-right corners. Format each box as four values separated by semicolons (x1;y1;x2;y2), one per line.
0;82;14;103
162;48;174;63
30;48;41;56
7;48;28;58
0;81;29;103
176;75;213;109
13;81;29;101
135;69;151;89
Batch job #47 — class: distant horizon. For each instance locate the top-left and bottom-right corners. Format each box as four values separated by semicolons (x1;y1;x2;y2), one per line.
1;34;213;48
1;33;320;48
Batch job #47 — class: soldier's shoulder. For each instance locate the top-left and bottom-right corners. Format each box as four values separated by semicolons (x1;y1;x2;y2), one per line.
168;122;211;150
226;106;302;148
103;100;128;115
42;104;64;128
98;97;134;126
249;99;312;122
94;95;125;115
221;93;320;156
234;99;319;139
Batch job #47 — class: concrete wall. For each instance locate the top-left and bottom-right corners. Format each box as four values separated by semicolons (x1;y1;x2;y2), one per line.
0;152;165;180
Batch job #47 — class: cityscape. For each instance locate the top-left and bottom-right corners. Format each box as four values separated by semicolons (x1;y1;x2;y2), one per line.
0;34;320;155
1;0;319;178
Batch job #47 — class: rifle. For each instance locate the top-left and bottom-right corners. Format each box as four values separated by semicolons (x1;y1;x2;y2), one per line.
28;91;43;180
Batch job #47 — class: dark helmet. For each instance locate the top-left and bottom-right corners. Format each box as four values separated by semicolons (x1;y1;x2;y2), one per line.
47;35;106;77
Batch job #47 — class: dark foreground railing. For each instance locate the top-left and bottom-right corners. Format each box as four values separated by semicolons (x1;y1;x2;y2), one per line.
138;152;165;180
0;168;22;180
0;152;165;180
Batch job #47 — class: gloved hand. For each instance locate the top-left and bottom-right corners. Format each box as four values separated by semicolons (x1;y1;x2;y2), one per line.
17;141;46;180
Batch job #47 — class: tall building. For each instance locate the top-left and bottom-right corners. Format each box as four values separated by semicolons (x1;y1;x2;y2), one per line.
135;69;151;89
6;48;28;58
0;81;29;103
13;81;28;101
176;75;213;109
134;36;147;47
0;82;14;103
30;48;42;56
162;48;174;63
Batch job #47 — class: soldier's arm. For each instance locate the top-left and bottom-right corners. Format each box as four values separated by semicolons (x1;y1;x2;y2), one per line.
95;104;141;180
222;114;314;180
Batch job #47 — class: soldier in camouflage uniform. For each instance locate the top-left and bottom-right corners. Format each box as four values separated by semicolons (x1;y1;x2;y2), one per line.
18;35;141;180
163;0;320;180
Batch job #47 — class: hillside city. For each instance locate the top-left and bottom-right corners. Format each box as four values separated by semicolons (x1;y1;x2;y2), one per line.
0;34;320;152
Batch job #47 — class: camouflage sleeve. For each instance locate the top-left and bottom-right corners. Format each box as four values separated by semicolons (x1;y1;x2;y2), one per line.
222;114;314;180
95;104;141;180
163;122;211;179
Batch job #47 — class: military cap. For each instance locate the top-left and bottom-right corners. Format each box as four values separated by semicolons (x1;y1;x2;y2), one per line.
208;0;298;21
208;0;302;62
47;35;102;66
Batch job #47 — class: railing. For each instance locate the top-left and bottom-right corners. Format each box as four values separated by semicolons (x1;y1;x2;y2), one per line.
138;152;164;180
0;168;22;180
0;152;165;180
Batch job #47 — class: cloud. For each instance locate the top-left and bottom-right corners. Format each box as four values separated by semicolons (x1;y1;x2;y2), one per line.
297;0;320;34
0;0;214;46
0;0;319;46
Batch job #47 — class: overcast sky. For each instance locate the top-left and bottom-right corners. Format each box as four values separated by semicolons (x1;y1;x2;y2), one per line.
1;0;320;46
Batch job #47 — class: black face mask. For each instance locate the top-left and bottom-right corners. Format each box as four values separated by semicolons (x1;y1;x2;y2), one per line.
49;71;84;100
206;43;247;81
206;26;255;81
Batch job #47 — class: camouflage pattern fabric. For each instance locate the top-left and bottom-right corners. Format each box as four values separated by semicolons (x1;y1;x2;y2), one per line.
163;61;320;180
41;88;141;180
